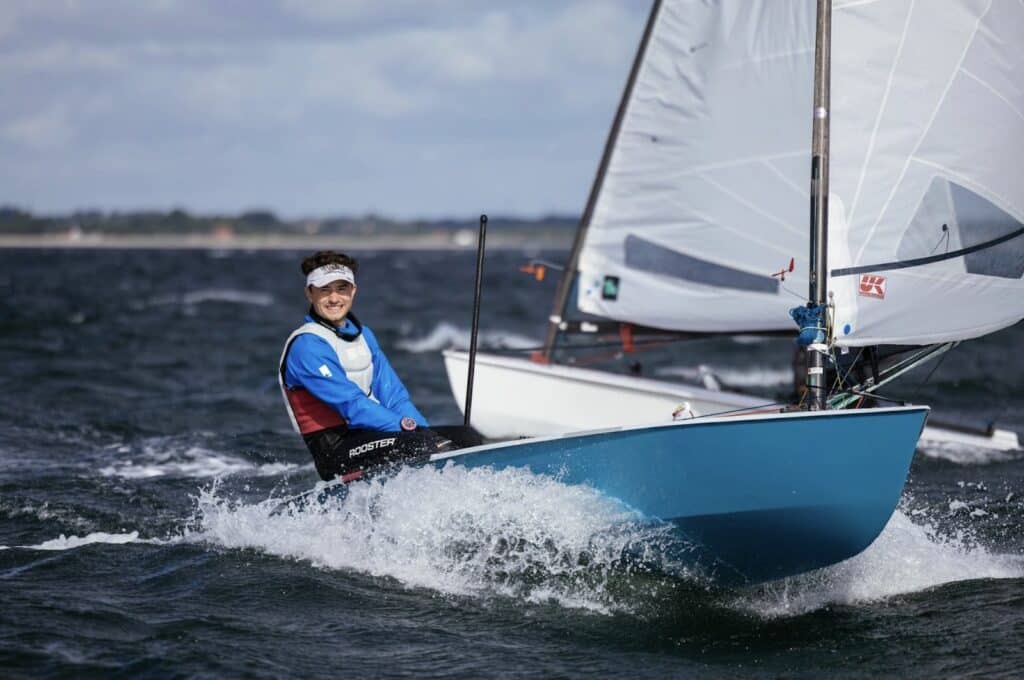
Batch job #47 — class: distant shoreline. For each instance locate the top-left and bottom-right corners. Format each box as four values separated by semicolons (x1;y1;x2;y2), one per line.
0;233;572;251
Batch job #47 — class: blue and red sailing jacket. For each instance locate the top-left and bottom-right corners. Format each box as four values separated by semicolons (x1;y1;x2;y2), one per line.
280;314;428;433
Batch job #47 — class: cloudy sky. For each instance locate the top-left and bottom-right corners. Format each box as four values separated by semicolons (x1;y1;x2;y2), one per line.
0;1;650;219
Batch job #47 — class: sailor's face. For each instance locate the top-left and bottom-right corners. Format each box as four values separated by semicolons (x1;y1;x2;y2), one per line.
306;280;356;325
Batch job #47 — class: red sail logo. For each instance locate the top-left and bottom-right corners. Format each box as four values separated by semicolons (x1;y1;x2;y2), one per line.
859;274;886;299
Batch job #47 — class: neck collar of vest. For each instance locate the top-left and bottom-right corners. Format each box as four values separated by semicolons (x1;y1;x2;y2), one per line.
308;307;363;341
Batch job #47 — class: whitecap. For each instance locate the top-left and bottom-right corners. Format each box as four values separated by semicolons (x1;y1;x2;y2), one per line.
20;531;142;551
181;289;273;307
395;321;539;354
918;439;1021;465
98;441;299;480
142;288;274;309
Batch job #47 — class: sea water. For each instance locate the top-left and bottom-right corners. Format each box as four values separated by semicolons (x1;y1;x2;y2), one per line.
1;248;1021;677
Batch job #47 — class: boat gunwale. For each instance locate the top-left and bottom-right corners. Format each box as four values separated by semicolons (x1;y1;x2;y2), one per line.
429;402;930;463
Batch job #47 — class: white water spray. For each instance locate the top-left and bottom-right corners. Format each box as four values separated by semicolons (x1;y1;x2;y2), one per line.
186;464;689;614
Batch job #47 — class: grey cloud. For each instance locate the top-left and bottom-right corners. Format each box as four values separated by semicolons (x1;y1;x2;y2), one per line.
0;1;650;218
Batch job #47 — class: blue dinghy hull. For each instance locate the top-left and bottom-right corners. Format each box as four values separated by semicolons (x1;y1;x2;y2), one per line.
430;406;928;584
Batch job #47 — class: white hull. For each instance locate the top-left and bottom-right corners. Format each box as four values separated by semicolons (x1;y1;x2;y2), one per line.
443;350;1019;452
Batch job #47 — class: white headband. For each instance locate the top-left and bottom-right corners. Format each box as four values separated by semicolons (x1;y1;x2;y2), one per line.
306;264;355;288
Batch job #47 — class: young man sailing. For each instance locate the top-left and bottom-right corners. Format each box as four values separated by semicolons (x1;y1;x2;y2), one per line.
279;251;478;481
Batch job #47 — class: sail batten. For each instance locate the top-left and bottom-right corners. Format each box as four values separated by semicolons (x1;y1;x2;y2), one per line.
832;226;1024;277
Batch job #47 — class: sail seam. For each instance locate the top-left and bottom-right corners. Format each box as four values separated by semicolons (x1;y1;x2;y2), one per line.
660;150;805;178
718;48;814;71
697;172;804;237
847;0;916;229
909;156;1024;222
959;67;1024;125
833;0;887;10
762;160;807;198
853;0;993;265
637;203;795;260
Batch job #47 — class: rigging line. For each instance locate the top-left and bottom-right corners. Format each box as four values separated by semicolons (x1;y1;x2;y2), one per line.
853;0;993;265
847;0;916;227
569;341;679;367
928;225;950;254
841;388;907;405
832;346;866;394
686;401;789;422
779;281;809;301
909;344;950;402
482;334;704;357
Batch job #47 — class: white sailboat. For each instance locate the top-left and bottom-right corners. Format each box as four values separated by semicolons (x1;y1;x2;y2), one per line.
444;0;1024;451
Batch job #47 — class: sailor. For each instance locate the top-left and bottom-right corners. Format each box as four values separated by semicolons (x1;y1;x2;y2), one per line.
279;250;458;481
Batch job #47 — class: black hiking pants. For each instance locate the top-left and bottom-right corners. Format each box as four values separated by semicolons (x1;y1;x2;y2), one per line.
303;425;484;481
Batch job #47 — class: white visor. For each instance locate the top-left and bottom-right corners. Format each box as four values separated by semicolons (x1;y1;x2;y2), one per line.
306;264;355;288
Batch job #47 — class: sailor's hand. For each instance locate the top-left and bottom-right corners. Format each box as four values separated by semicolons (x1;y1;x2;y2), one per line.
416;427;453;452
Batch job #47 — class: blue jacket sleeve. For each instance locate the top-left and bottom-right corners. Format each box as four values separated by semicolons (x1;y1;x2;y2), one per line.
364;327;429;426
284;334;405;432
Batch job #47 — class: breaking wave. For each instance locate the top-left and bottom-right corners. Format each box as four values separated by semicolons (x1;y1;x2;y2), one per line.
140;288;274;309
917;439;1022;465
98;438;298;480
396;321;539;354
185;464;692;614
1;531;147;553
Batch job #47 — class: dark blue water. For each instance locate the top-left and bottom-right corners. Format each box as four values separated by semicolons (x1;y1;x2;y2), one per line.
1;248;1022;678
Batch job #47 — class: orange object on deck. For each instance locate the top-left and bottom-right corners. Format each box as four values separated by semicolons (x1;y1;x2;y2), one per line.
619;324;635;353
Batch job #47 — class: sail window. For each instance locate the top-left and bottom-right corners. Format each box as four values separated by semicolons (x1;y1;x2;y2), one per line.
835;178;1024;279
624;234;781;294
896;178;1024;279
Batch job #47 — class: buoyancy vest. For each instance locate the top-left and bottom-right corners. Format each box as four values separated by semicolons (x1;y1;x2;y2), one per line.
278;318;375;435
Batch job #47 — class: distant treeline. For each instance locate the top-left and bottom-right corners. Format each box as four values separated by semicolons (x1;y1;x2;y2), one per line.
0;206;578;236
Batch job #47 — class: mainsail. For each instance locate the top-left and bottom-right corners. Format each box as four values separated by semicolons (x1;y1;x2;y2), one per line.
828;0;1024;346
568;0;1024;347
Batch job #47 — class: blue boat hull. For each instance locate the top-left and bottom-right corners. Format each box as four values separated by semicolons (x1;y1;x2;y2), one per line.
431;406;928;584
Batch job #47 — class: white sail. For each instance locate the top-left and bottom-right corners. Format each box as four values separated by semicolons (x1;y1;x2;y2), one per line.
574;0;816;333
573;0;1024;346
829;0;1024;347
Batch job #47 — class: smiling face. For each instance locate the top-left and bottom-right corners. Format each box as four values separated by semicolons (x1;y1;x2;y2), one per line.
305;279;356;325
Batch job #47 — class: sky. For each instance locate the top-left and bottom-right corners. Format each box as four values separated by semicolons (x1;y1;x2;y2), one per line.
0;1;650;220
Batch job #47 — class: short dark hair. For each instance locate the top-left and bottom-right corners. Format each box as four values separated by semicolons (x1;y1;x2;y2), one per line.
301;251;359;276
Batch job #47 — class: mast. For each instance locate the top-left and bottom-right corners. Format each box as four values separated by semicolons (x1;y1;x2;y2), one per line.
807;0;832;409
540;0;663;361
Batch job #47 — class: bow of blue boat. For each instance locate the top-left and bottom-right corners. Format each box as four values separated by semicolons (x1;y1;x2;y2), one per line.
429;405;929;585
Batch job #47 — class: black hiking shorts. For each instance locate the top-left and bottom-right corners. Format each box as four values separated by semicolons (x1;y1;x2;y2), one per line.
303;425;483;482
